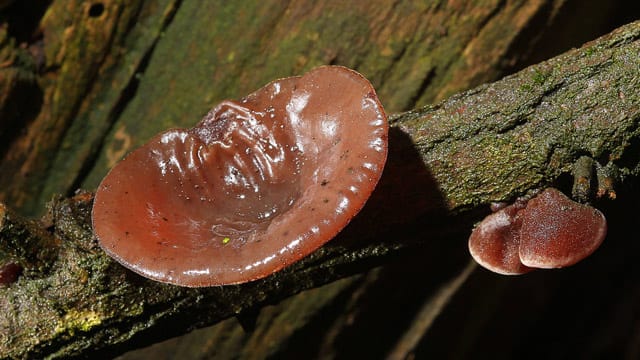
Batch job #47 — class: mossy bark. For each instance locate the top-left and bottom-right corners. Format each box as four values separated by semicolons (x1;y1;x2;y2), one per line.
0;0;180;216
1;0;620;217
0;17;639;358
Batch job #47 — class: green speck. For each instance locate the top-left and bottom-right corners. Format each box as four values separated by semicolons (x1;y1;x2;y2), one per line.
520;83;533;92
222;237;231;244
531;69;547;85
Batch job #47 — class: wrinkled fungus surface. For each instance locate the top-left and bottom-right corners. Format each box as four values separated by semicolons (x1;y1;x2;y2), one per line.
469;188;607;275
92;66;388;287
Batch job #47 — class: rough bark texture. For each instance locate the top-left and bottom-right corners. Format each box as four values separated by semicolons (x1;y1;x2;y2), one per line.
1;1;639;359
1;0;630;217
0;0;179;216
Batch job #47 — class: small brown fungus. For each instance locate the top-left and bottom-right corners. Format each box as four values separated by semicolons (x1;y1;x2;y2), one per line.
469;188;607;274
0;262;22;285
468;201;533;275
518;188;607;268
92;66;388;287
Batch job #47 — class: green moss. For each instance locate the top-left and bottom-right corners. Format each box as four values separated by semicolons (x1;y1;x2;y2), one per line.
531;68;548;85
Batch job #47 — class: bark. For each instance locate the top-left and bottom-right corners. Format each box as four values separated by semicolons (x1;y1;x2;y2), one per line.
0;0;626;217
0;17;639;359
0;0;176;216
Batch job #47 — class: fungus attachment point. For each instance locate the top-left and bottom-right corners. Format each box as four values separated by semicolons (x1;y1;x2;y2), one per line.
468;188;607;275
92;66;388;287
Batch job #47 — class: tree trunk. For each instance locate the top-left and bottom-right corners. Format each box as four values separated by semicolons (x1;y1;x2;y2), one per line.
0;1;639;359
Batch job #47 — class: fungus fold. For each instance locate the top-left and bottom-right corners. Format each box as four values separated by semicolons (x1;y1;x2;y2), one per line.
92;66;388;287
468;188;607;275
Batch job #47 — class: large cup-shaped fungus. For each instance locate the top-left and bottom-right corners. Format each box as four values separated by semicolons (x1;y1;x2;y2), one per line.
92;66;388;287
469;188;607;275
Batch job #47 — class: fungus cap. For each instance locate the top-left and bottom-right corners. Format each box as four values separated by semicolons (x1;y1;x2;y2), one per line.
469;188;607;274
518;188;607;268
468;202;533;275
92;66;388;287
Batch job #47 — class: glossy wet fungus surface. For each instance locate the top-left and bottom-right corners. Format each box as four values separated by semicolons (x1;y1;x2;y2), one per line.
469;188;607;275
92;66;389;287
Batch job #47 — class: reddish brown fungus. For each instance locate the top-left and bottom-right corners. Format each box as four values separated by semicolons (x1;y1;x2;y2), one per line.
468;201;533;275
92;66;388;287
518;188;607;268
0;262;22;285
469;188;607;274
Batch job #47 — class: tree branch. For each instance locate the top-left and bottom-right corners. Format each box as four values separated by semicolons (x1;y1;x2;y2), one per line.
1;20;639;359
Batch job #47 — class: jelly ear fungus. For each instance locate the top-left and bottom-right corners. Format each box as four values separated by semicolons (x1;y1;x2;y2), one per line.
469;188;607;275
92;66;388;287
